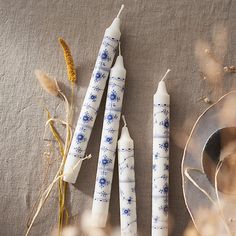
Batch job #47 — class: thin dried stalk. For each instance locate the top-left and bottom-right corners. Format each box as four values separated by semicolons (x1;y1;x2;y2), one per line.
25;128;91;236
30;38;78;236
46;109;65;157
59;38;77;83
57;91;71;233
35;70;60;96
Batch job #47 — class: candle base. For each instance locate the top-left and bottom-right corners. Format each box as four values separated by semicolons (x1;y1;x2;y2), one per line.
63;164;81;183
91;211;108;228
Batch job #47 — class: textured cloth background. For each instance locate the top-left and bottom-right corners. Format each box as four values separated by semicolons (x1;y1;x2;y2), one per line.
0;0;236;235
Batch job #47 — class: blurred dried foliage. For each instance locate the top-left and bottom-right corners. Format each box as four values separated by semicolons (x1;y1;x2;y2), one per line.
50;211;121;236
181;24;236;236
195;24;234;84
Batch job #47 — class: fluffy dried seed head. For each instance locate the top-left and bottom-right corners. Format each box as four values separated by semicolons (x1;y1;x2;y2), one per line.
35;69;59;96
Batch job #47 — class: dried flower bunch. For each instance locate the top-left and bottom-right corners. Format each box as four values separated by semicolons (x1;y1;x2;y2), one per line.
26;38;91;236
195;25;236;105
195;25;235;83
182;91;236;235
179;24;236;236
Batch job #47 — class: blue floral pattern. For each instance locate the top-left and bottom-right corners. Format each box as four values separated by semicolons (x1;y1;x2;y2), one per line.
106;112;118;124
159;141;169;152
118;142;137;235
92;48;126;228
105;136;113;144
63;34;119;184
89;93;97;102
108;90;120;102
160;118;169;129
76;133;86;144
122;208;131;216
152;99;170;235
98;177;110;188
100;155;112;167
93;71;106;82
82;111;93;123
100;49;111;61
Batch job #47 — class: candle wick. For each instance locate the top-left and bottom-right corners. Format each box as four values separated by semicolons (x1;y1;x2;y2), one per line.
160;69;171;82
119;42;121;55
122;115;127;127
117;4;124;18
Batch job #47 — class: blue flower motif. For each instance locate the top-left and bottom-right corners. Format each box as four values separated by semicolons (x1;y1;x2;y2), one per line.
122;208;131;216
159;141;169;152
94;71;105;82
100;49;110;61
127;197;132;204
76;133;85;143
100;155;112;167
96;72;102;79
159;184;168;194
159;204;168;216
105;136;113;144
98;177;109;188
164;164;169;170
82;112;93;123
164;186;168;193
106;113;118;124
107;114;113;121
164;142;168;149
90;94;97;102
154;152;159;160
109;90;120;102
101;52;108;59
164;119;169;128
160;118;169;129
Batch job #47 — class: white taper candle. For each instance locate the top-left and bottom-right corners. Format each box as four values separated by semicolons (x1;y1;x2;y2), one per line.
91;43;126;227
63;5;124;183
152;69;170;236
118;116;137;236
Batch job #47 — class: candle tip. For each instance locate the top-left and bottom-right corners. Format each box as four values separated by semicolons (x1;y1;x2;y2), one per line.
122;115;127;127
160;69;171;82
117;4;124;18
119;42;121;55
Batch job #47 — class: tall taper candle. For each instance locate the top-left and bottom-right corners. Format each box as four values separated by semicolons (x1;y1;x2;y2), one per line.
63;5;124;183
92;44;126;227
152;69;170;236
118;116;137;236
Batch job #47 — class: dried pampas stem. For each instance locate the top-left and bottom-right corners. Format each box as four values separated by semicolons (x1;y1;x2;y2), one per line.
59;38;77;83
35;70;60;96
31;38;79;235
25;154;92;236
